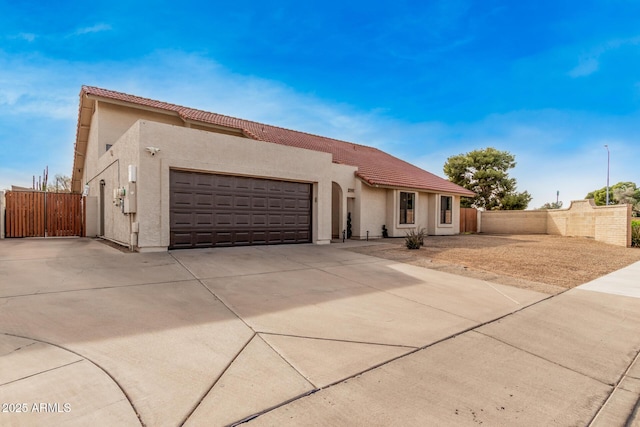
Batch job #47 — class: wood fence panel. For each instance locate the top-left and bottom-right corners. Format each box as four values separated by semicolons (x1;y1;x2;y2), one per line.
4;191;83;238
46;193;83;237
5;192;45;237
460;207;478;233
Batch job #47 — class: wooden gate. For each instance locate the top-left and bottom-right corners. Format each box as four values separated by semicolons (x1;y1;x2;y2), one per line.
460;207;478;233
5;191;84;237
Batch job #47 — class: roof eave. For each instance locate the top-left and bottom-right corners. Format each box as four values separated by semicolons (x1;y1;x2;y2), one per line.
356;173;475;196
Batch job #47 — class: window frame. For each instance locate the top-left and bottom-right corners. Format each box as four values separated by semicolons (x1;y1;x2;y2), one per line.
439;195;453;225
399;191;416;225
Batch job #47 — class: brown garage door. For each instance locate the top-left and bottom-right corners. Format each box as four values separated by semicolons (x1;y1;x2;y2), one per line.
170;170;312;248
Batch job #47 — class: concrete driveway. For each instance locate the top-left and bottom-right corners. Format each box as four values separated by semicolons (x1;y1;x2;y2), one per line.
0;238;638;426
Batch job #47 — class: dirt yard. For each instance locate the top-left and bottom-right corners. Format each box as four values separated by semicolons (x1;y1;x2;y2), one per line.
346;234;640;295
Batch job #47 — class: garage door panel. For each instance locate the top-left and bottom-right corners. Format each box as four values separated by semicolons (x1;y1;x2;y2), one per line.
172;192;194;207
215;214;233;226
298;199;311;210
252;231;267;244
215;175;234;189
195;213;214;226
234;214;250;226
234;196;251;209
251;197;267;209
171;212;193;227
252;181;268;192
195;174;214;188
171;231;194;248
268;182;283;193
171;171;195;187
170;171;312;248
269;198;283;209
195;232;214;246
252;214;267;226
268;215;282;226
234;232;250;245
234;176;251;190
214;195;233;208
195;193;214;207
282;215;298;225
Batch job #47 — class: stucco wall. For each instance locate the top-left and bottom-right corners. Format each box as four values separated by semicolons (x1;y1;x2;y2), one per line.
479;200;632;247
84;121;141;246
385;190;428;238
354;184;387;239
330;163;358;239
97;103;183;157
137;120;334;250
351;187;463;239
433;194;461;235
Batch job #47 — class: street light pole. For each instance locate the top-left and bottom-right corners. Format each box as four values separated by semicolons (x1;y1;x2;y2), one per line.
604;144;610;205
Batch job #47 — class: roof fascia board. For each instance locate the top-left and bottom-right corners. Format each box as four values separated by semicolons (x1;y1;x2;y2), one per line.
182;119;247;136
84;94;184;121
356;176;473;196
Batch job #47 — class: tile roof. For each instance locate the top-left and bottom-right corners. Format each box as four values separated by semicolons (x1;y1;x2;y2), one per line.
80;86;474;196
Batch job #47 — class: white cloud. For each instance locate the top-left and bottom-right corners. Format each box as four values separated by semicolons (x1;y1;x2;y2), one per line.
569;35;640;78
72;23;112;36
10;33;37;42
569;56;599;77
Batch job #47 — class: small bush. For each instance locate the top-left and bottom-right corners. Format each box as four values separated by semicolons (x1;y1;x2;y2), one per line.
405;228;426;250
632;220;640;248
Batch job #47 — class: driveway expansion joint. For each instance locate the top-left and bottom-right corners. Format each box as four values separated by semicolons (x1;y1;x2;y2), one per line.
168;252;257;334
0;359;83;387
240;284;563;424
0;332;144;427
0;278;198;299
587;344;640;426
257;331;418;349
180;332;257;426
258;334;318;389
475;330;617;387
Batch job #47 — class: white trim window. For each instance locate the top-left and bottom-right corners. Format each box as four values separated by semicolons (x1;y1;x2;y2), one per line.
399;192;415;224
440;195;452;224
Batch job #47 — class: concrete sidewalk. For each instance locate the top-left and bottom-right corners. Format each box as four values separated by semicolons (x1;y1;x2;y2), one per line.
0;238;638;426
249;262;640;427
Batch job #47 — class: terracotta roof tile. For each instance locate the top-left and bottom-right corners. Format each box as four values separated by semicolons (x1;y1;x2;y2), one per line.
81;86;474;196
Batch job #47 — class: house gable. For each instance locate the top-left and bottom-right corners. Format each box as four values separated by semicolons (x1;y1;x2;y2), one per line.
72;86;473;198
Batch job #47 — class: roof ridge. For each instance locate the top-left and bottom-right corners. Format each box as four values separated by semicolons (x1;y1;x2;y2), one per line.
81;85;377;151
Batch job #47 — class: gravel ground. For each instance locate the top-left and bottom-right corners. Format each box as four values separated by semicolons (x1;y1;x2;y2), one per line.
346;234;640;295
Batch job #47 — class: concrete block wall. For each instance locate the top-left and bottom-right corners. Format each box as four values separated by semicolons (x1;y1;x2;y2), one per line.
479;199;632;247
480;210;548;234
592;203;632;247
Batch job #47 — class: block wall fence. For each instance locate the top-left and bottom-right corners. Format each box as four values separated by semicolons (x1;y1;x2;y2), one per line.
479;199;632;247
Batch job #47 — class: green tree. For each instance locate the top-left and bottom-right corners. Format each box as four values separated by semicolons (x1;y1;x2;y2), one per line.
539;201;563;210
46;174;71;193
585;181;640;216
444;147;532;210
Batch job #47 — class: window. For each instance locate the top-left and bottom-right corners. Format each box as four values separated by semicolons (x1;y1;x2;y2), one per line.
440;195;452;224
399;192;415;224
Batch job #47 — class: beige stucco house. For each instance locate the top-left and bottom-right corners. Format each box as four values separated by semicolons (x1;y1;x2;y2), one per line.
71;86;474;252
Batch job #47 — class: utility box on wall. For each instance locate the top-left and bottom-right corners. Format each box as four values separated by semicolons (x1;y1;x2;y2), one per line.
123;182;136;214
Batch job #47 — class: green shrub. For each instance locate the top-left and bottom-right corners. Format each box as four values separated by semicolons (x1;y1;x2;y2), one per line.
405;228;426;250
632;220;640;248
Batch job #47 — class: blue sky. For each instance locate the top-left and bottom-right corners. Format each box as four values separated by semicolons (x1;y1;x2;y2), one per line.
1;0;639;207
